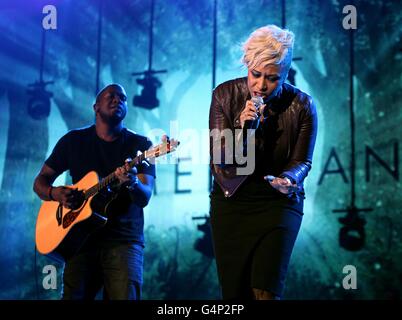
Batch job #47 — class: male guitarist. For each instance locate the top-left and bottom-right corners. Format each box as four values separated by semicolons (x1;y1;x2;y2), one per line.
33;83;155;300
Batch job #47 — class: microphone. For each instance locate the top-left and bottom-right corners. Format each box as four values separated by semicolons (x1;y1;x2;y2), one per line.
244;96;264;130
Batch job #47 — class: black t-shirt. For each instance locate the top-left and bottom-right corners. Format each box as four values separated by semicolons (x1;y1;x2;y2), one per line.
45;125;156;245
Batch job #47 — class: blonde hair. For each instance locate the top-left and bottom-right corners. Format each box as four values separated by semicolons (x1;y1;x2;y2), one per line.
242;25;294;71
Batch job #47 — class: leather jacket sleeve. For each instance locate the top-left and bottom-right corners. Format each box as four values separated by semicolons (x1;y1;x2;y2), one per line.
280;96;318;185
209;88;235;168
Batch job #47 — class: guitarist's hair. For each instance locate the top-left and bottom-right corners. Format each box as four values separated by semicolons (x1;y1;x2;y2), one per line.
95;83;125;104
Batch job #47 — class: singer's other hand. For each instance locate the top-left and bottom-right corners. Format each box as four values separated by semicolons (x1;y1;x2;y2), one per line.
240;99;266;129
264;176;298;195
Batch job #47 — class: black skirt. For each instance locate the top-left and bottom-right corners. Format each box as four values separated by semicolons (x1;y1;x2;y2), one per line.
210;177;304;299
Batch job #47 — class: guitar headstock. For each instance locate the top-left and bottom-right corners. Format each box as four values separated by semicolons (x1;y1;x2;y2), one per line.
145;137;180;159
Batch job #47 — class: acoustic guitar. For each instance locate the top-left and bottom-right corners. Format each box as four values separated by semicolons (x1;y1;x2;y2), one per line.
35;138;179;262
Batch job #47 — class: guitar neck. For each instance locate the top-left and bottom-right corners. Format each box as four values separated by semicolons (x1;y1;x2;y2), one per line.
84;151;148;199
82;139;177;199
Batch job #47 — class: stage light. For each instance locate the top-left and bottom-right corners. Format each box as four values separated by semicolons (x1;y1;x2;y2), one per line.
337;208;367;251
132;70;167;110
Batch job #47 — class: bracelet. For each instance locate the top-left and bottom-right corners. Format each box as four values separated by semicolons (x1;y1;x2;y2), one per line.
48;186;54;201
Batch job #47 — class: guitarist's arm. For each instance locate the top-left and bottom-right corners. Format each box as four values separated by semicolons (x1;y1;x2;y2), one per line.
115;163;155;208
128;173;155;208
33;164;80;209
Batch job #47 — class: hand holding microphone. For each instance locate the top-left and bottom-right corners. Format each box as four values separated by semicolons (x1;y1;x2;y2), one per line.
240;96;266;129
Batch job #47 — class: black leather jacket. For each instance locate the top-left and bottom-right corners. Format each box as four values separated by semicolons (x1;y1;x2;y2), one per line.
209;77;318;198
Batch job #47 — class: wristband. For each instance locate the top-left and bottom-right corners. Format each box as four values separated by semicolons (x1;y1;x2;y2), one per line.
48;186;54;201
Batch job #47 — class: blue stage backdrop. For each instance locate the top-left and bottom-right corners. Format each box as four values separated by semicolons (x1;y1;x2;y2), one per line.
0;0;401;299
